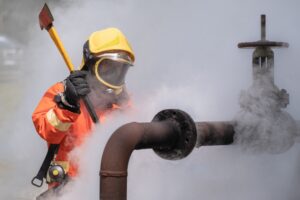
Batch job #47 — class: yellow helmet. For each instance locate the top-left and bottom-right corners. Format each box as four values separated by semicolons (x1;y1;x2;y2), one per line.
80;27;135;69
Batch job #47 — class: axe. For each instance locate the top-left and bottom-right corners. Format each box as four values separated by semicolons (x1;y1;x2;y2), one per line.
38;3;99;123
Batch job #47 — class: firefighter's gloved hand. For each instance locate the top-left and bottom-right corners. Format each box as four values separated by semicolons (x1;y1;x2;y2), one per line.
63;70;90;110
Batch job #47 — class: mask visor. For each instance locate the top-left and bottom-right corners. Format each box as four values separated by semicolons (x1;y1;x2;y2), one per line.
95;57;132;88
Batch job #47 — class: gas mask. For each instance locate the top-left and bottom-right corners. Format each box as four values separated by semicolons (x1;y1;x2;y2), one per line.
80;28;135;94
84;52;132;110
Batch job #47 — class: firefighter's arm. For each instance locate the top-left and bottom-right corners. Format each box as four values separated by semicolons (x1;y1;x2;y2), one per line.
32;82;80;144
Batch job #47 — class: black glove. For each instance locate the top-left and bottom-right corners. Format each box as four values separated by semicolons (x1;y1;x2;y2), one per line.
61;71;91;112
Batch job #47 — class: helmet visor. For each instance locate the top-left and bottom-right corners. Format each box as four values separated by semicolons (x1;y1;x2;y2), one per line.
95;58;131;87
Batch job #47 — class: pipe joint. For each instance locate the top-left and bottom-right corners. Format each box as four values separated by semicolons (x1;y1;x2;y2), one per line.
152;109;197;160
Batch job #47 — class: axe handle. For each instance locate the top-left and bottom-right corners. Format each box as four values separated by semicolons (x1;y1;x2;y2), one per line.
82;95;99;123
48;27;74;72
47;26;99;123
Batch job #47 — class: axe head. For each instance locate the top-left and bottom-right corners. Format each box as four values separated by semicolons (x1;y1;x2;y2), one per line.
39;3;54;30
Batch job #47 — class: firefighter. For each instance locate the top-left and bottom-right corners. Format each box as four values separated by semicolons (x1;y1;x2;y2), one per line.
32;28;134;196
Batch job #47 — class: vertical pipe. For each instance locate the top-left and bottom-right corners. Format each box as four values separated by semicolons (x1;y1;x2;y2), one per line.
100;121;181;200
261;14;266;40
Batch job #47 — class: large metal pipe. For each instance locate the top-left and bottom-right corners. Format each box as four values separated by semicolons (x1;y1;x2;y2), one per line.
100;109;197;200
100;121;176;200
99;110;236;200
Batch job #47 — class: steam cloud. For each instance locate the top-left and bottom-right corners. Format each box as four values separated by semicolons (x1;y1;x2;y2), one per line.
234;70;299;153
1;0;300;200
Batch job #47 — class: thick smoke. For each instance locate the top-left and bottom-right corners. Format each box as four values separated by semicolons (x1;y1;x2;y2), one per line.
1;0;300;200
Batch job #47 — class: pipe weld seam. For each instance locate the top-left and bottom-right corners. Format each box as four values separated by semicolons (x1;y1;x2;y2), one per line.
100;170;128;177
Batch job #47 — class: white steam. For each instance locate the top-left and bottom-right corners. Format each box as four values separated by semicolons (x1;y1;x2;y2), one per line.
234;72;299;153
1;0;300;200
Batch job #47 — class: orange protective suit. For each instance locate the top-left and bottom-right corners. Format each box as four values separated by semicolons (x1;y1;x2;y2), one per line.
32;82;118;178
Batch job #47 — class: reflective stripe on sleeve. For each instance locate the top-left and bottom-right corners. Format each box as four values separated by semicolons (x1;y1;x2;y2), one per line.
46;109;71;132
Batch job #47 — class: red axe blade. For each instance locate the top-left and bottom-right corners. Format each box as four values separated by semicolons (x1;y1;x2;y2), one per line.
39;3;54;30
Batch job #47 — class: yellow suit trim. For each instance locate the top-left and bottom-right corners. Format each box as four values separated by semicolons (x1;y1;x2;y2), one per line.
46;109;71;132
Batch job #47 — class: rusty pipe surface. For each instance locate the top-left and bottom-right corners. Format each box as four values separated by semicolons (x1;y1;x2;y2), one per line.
195;121;235;147
100;109;197;200
100;122;177;200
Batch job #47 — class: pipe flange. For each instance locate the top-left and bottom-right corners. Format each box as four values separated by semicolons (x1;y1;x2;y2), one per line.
152;109;197;160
